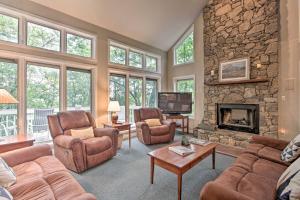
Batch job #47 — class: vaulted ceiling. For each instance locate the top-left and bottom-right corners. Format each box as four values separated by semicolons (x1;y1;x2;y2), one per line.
29;0;206;51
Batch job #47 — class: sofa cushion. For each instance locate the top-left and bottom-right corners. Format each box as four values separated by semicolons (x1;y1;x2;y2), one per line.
12;156;66;184
281;134;300;162
83;136;112;155
245;143;289;166
58;111;91;131
150;125;169;136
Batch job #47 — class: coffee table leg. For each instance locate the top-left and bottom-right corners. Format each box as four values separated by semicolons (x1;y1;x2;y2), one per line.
178;173;182;200
212;148;215;169
150;157;154;184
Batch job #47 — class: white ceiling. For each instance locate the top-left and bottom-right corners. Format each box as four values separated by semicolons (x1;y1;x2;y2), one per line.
29;0;206;51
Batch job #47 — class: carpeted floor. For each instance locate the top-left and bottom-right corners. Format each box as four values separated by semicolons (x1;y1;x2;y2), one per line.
72;136;236;200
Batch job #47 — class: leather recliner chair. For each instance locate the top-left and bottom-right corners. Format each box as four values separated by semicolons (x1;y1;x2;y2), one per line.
134;108;176;145
47;110;118;173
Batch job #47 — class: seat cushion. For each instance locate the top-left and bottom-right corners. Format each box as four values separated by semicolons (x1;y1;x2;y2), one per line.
245;143;289;166
9;172;87;200
83;136;112;155
150;125;169;136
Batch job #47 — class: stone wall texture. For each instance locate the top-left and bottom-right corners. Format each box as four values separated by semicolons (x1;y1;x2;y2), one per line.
203;0;280;136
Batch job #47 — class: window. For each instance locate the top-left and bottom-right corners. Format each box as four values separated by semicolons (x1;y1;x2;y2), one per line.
27;22;61;51
175;78;195;116
109;40;160;72
26;63;60;142
129;51;143;68
145;56;157;72
67;68;92;111
109;74;126;122
109;45;126;65
146;79;158;108
0;13;18;43
174;26;194;65
129;77;143;123
0;59;18;136
66;33;92;58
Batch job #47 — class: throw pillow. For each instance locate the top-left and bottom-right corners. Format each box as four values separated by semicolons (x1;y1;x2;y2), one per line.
0;158;16;188
0;187;13;200
70;127;94;140
145;119;162;127
281;134;300;162
277;157;300;200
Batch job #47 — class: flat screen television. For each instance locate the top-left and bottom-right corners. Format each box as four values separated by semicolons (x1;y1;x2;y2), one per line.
158;92;192;114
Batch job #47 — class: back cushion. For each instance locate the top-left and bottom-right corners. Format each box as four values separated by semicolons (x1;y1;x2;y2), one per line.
58;111;90;131
140;108;159;121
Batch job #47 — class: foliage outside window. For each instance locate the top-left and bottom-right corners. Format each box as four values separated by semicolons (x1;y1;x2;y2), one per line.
174;30;194;65
0;59;18;136
145;56;157;72
176;78;195;116
109;74;126;122
129;77;143;123
0;13;18;43
27;22;61;51
66;33;92;58
67;68;91;111
129;51;143;68
26;63;60;142
146;79;157;107
109;46;126;65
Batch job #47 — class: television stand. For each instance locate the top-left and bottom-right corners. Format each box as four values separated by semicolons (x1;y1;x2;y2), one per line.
165;114;189;134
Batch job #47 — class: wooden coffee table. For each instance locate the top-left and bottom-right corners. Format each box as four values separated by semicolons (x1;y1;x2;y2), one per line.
148;142;217;200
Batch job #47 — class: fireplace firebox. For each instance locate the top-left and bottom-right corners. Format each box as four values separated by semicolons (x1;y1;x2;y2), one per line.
216;103;259;134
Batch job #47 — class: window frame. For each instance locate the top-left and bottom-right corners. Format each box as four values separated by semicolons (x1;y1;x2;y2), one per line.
173;75;196;118
0;11;20;44
26;20;62;52
173;25;195;66
108;40;161;73
0;6;97;60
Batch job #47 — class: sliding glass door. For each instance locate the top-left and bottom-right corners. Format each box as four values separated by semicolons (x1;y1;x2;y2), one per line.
67;68;92;111
26;63;60;142
129;77;143;123
109;74;126;122
0;59;18;136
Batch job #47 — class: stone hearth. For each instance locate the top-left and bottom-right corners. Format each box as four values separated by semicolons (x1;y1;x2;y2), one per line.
201;0;280;147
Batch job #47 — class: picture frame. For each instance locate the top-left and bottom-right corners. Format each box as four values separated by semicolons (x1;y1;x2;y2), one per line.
219;58;250;82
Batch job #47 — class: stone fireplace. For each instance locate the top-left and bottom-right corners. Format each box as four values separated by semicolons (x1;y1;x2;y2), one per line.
217;103;259;134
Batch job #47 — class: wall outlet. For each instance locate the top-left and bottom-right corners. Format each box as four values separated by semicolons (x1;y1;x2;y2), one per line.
286;78;295;90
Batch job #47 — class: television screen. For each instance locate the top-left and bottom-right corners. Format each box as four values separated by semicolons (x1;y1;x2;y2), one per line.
158;92;192;114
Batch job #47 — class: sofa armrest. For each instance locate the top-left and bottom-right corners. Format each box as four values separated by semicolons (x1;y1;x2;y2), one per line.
94;128;118;154
54;135;83;149
0;144;52;167
251;135;289;151
200;182;253;200
136;122;151;144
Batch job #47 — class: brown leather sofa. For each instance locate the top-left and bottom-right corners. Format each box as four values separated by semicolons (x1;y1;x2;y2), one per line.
134;108;176;145
1;144;96;200
200;135;290;200
48;110;118;173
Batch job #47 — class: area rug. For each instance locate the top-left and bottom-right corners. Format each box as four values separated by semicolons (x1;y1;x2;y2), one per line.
72;136;235;200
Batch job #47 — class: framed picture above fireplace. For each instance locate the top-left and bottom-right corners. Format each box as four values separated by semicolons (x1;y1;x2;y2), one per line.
219;58;250;82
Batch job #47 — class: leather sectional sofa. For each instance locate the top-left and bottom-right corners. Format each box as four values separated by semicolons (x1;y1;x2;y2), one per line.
1;144;96;200
200;135;290;200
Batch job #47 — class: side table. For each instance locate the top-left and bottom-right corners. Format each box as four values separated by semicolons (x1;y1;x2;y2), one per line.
165;114;189;134
0;134;35;153
103;122;131;148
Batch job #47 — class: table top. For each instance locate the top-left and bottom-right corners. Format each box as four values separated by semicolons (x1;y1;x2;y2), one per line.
0;134;35;145
103;122;131;128
148;142;217;169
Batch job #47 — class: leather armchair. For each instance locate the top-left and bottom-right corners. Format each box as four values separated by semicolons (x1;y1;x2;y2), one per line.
134;108;176;145
48;110;118;173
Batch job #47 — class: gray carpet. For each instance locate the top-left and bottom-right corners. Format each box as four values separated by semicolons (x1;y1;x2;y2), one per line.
72;136;235;200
